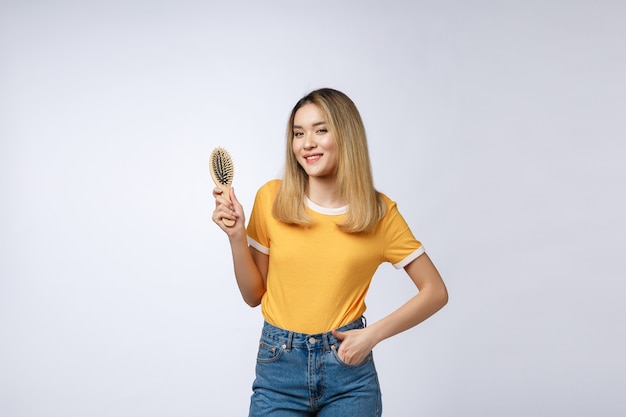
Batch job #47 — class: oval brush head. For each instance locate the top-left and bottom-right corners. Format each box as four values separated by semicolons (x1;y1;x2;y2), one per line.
210;147;235;227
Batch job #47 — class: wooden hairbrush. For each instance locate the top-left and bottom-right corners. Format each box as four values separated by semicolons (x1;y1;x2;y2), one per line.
209;147;235;227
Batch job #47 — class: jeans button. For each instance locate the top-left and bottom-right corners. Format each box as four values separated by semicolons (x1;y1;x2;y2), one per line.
308;337;316;344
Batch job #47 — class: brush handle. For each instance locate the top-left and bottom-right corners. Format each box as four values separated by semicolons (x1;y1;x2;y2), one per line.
218;183;235;227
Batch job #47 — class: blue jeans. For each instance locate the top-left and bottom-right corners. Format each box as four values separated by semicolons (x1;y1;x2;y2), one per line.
249;317;382;417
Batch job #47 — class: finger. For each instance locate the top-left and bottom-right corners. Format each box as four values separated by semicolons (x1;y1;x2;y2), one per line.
214;189;234;209
212;212;224;226
331;329;345;340
213;190;228;208
214;196;233;210
215;204;236;222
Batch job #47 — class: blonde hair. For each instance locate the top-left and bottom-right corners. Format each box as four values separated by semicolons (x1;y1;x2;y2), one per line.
272;88;385;233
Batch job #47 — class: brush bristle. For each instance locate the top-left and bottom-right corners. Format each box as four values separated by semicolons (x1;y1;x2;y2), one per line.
210;147;234;185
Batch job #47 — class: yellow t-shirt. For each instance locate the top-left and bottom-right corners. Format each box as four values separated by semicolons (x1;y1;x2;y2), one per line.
246;180;424;334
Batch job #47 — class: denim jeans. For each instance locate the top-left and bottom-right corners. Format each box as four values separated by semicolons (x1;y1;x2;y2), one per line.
249;317;382;417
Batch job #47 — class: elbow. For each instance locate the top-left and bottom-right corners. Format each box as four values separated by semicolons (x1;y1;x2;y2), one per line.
244;298;261;308
423;281;448;311
438;285;449;309
242;290;264;308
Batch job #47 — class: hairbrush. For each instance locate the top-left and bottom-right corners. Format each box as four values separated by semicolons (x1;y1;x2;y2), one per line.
209;147;235;227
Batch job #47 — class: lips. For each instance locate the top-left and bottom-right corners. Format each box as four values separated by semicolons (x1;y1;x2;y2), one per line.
304;154;322;163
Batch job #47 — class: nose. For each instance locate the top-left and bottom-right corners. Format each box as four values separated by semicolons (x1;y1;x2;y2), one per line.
303;132;316;149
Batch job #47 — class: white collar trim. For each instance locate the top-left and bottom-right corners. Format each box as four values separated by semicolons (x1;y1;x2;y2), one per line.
305;197;348;215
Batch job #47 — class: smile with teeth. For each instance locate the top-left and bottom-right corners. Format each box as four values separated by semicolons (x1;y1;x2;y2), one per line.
305;154;322;163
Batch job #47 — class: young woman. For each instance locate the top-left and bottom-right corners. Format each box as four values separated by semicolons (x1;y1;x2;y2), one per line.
212;88;448;416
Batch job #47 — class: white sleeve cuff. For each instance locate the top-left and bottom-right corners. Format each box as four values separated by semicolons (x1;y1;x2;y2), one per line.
247;237;269;255
392;246;425;269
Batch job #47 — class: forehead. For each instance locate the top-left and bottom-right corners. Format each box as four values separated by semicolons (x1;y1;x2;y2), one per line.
293;103;325;126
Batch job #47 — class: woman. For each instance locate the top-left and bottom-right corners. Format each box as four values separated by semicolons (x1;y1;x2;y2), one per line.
212;88;448;416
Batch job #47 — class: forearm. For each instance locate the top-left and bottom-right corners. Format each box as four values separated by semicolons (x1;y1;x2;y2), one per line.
332;282;447;365
229;234;266;307
368;285;448;345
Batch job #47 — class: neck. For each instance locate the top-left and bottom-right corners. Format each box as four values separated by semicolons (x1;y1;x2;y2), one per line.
306;177;345;208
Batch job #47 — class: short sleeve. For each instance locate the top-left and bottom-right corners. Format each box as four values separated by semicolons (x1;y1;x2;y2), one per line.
380;198;425;269
246;181;274;255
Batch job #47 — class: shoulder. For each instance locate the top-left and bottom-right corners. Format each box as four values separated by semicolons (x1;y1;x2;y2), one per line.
255;179;282;201
376;191;408;226
377;191;398;211
257;179;282;195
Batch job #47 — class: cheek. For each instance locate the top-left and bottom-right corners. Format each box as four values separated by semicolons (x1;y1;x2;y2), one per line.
291;142;304;166
323;135;337;149
323;138;338;156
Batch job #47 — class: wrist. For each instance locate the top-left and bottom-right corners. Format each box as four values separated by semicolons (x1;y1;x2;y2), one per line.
366;322;389;346
228;230;247;244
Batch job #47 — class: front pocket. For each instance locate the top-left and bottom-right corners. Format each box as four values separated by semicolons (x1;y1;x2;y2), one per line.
256;339;285;363
330;346;373;368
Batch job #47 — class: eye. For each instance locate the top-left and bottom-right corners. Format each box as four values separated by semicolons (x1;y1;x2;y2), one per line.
316;128;328;134
293;131;303;138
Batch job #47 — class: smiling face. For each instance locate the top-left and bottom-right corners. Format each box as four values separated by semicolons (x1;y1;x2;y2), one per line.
291;103;339;181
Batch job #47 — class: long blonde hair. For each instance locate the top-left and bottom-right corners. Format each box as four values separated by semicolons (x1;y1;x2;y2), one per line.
272;88;385;233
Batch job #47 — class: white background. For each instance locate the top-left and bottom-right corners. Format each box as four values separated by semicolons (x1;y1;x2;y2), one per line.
1;1;624;416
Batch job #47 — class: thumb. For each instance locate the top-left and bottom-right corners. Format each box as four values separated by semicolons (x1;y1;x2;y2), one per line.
331;329;345;340
229;187;240;205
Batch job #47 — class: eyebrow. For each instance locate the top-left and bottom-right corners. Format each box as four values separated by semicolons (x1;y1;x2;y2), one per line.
293;121;326;129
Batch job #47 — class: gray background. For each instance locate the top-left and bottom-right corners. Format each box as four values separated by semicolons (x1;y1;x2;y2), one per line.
1;1;624;416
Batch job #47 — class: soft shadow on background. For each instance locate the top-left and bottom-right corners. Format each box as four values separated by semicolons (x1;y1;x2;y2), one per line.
1;1;624;416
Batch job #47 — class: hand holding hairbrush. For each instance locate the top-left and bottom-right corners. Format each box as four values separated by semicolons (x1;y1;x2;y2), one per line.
210;147;235;227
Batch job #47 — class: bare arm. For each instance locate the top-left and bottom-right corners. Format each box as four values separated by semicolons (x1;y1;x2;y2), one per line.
212;187;267;307
332;253;448;364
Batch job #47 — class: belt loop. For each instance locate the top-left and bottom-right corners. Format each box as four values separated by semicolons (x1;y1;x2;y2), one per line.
362;316;367;328
322;333;330;352
286;331;293;352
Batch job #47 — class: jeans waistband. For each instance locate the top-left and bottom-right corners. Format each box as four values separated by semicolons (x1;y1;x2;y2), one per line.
261;317;366;352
